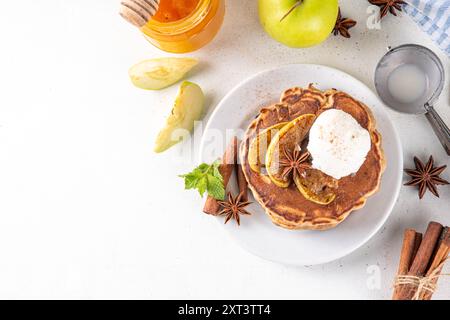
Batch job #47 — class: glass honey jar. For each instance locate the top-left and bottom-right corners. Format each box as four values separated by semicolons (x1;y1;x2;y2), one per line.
121;0;225;53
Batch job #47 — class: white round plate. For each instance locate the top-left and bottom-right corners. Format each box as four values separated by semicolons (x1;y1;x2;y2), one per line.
200;64;402;266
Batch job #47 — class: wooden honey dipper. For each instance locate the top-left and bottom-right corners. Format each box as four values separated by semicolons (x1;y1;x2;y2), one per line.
120;0;160;28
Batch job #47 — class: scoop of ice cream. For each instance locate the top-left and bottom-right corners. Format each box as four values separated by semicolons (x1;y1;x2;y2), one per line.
308;109;371;179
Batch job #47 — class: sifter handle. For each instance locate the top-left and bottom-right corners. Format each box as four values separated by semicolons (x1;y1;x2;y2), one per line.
425;103;450;155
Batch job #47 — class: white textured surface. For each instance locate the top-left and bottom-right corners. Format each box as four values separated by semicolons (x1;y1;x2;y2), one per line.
0;0;448;299
309;109;371;179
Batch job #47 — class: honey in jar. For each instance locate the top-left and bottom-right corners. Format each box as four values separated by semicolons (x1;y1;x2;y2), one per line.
152;0;201;23
120;0;225;53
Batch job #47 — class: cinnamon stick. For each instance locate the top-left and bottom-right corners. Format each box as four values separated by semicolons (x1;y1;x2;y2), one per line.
392;229;422;299
236;140;248;202
236;164;248;202
203;137;238;215
411;232;423;264
397;221;443;300
421;227;449;300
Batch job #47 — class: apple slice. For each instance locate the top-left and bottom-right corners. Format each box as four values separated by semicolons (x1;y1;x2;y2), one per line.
154;81;204;153
248;122;288;173
129;58;198;90
265;114;315;187
293;170;337;205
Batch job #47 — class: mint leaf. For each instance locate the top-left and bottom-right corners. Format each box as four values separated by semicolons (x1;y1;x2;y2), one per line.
183;173;199;189
180;161;225;200
180;169;203;190
197;176;208;196
207;175;225;200
212;160;223;182
197;163;209;172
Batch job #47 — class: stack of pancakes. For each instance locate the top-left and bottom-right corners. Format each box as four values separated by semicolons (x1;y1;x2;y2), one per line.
240;85;386;230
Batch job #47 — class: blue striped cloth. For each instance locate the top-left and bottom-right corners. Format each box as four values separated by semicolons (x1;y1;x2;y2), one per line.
403;0;450;56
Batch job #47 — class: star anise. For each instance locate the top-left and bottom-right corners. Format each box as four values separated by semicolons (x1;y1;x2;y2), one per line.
333;9;357;38
279;147;311;181
404;156;449;199
218;192;252;226
369;0;406;20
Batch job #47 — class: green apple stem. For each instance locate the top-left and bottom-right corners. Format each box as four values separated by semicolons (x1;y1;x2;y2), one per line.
280;0;303;22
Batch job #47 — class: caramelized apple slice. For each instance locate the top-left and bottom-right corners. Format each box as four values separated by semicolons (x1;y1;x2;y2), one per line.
248;122;288;173
294;169;337;205
265;114;316;187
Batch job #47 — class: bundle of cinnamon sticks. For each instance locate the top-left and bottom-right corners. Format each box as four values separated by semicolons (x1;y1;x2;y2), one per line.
392;221;449;300
203;137;248;215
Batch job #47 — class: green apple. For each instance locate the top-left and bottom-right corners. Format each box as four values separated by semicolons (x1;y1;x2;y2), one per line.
258;0;338;48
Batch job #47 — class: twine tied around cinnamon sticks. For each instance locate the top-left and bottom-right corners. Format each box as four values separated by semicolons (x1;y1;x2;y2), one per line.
394;258;449;300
